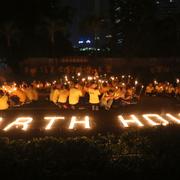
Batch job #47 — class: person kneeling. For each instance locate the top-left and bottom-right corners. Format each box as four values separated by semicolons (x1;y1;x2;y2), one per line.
100;90;114;110
0;90;9;110
58;85;69;109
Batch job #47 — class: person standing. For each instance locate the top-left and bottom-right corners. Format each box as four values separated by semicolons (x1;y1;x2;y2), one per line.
69;83;83;109
88;83;101;111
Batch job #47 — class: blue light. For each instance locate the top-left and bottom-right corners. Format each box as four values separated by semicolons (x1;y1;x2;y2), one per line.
78;40;84;44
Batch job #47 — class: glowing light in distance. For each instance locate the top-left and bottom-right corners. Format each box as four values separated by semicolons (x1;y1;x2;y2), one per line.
142;114;169;126
78;40;84;44
3;117;33;131
88;76;93;81
86;40;91;44
154;80;158;85
69;116;90;129
44;116;65;130
118;115;144;127
176;78;180;84
0;117;2;126
64;76;68;81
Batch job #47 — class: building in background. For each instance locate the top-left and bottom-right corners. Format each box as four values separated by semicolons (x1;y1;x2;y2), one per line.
62;0;112;55
110;0;123;52
110;0;180;55
156;0;180;18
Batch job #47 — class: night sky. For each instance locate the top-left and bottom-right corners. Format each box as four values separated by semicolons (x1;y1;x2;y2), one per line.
0;0;179;55
61;0;110;45
0;0;110;45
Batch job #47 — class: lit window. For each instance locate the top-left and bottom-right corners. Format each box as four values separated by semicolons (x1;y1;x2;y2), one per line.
86;40;91;44
78;40;84;44
95;36;100;40
115;19;121;24
117;39;123;44
115;7;121;11
105;34;112;38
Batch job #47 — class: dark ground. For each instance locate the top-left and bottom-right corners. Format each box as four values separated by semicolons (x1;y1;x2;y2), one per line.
0;96;180;179
0;96;179;138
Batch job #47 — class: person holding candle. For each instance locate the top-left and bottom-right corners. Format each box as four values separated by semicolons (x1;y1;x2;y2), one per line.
69;83;83;109
87;83;101;111
145;83;154;96
100;89;115;110
50;85;60;104
11;86;26;105
22;85;34;102
0;90;9;110
58;84;69;109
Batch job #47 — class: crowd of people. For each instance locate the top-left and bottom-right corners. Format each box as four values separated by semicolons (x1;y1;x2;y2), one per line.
49;75;140;111
145;80;180;98
23;65;104;78
0;82;38;110
0;74;141;111
0;73;179;111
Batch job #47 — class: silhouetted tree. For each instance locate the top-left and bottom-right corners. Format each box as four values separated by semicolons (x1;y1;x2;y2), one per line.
43;17;65;46
0;22;20;48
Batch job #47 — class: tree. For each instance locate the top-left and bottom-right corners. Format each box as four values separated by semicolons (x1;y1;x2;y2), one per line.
0;22;20;48
39;3;75;57
43;17;66;47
